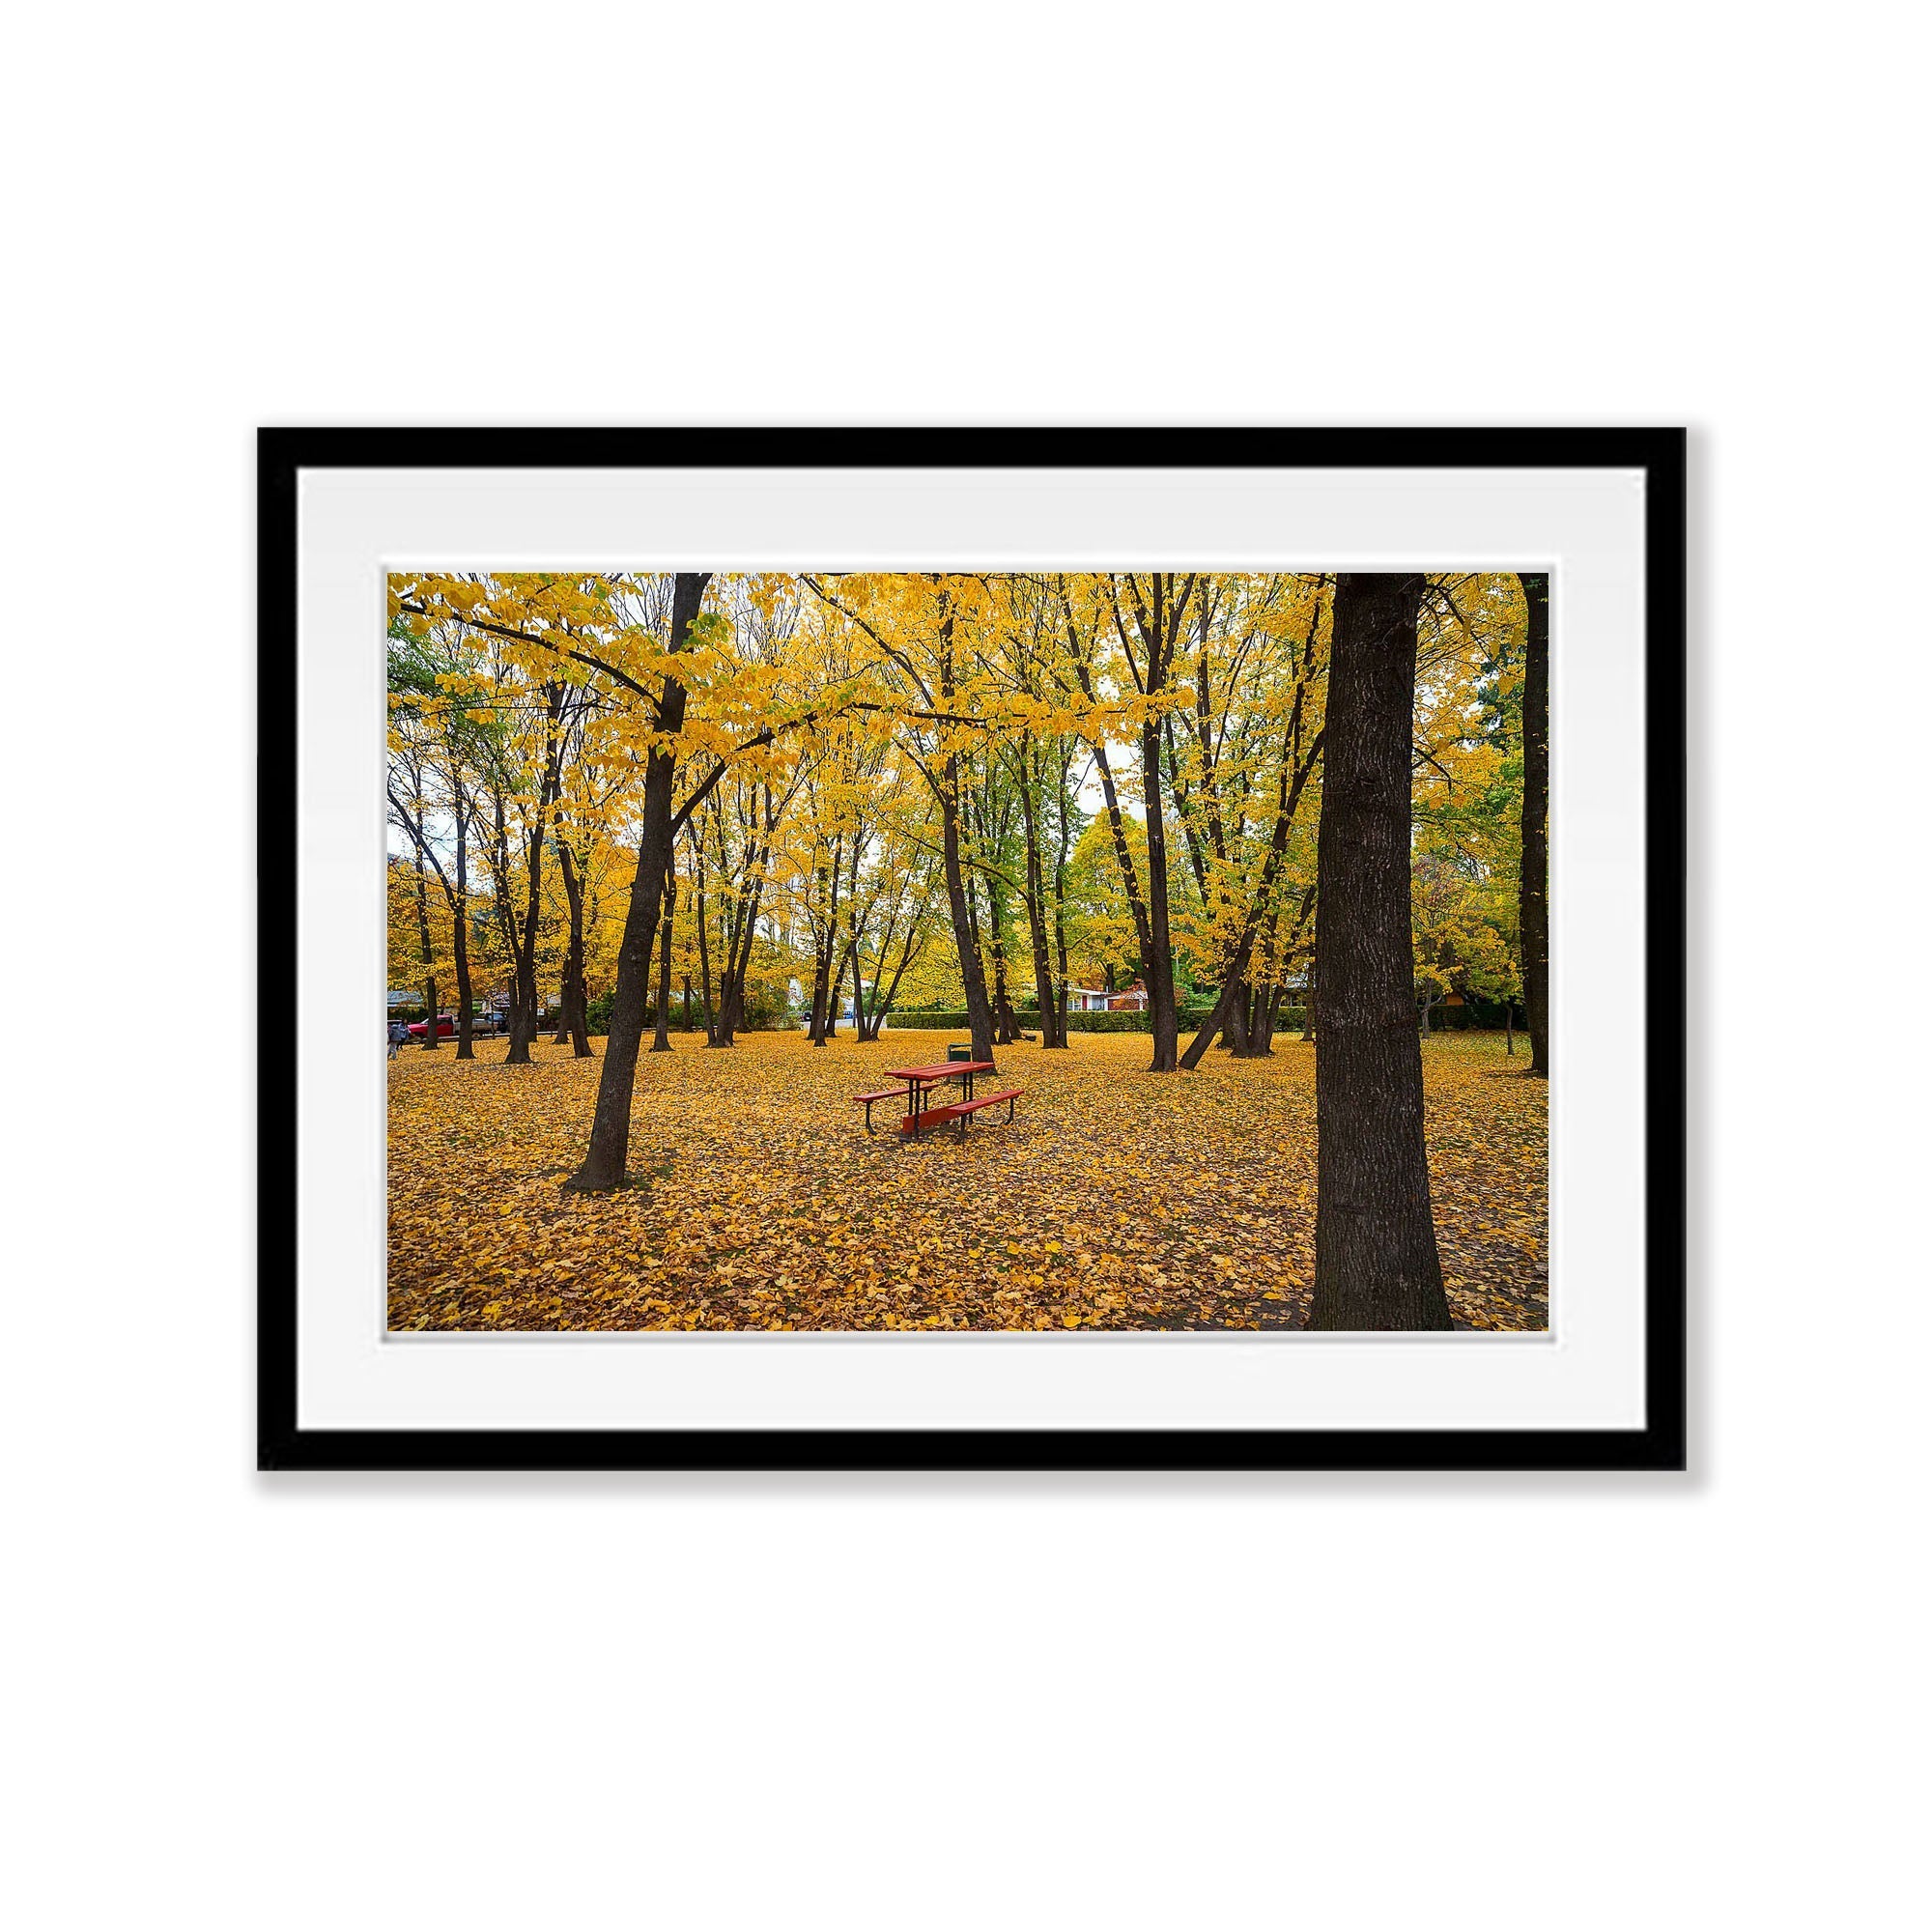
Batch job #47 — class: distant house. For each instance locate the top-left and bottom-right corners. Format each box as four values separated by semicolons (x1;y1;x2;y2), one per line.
1067;980;1148;1012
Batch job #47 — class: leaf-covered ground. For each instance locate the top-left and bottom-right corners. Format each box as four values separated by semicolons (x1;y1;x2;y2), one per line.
387;1029;1547;1331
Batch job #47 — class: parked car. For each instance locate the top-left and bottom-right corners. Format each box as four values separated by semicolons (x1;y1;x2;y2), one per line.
407;1009;511;1040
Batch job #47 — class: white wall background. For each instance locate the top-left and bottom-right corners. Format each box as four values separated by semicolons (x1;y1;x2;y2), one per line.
5;5;1925;1928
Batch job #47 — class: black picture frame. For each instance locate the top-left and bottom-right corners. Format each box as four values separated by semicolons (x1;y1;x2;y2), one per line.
258;427;1686;1473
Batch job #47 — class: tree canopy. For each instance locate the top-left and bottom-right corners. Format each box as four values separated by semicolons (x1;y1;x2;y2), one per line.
385;570;1537;1186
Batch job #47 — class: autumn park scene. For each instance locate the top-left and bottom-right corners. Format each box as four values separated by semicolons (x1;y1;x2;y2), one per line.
387;570;1549;1333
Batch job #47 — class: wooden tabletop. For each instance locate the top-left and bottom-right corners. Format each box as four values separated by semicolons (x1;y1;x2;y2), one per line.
885;1060;996;1081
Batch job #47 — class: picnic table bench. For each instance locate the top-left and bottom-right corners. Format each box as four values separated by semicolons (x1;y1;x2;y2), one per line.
851;1084;911;1132
852;1058;1025;1140
946;1087;1023;1128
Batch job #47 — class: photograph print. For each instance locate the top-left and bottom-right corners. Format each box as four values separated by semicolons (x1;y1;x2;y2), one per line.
384;567;1550;1336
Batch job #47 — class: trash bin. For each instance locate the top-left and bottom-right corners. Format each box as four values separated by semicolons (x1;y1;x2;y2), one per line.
947;1043;974;1063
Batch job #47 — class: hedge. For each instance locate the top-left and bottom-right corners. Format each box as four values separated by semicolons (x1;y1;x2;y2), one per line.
582;989;798;1035
885;1009;1158;1035
1422;998;1523;1031
884;1007;1326;1037
771;1003;1519;1037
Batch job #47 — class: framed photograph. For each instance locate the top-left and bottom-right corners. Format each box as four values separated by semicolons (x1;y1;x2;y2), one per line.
259;427;1685;1471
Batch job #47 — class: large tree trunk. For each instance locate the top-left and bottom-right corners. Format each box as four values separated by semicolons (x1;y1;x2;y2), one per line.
850;939;872;1043
1253;985;1281;1057
1179;723;1321;1071
691;839;722;1047
718;897;750;1042
650;866;676;1053
941;790;996;1063
1241;888;1299;1063
1052;845;1072;1049
555;838;592;1057
412;851;440;1052
1051;747;1075;1048
551;847;575;1044
722;801;776;1042
1178;778;1291;1074
866;916;924;1045
565;573;709;1190
1103;576;1194;1073
1519;571;1550;1078
934;595;995;1064
1222;976;1248;1054
1139;717;1180;1071
1249;892;1311;1062
806;842;838;1046
983;873;1022;1045
505;839;543;1065
806;927;834;1045
940;770;996;1064
488;785;522;1048
695;905;719;1045
1065;599;1159;1059
831;942;856;1038
451;789;474;1059
1308;574;1451;1331
712;827;758;1047
1015;757;1060;1046
506;952;539;1060
507;684;567;1065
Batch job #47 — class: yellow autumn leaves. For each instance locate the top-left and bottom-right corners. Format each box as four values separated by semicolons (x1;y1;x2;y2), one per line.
387;1029;1548;1333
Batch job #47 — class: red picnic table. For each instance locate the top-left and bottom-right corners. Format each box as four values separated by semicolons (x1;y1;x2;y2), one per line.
852;1059;1024;1140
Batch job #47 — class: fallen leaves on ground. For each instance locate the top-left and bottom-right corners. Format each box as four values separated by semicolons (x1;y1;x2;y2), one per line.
386;1030;1548;1332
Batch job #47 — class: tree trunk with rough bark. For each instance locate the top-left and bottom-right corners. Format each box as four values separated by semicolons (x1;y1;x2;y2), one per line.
933;595;995;1065
940;767;996;1064
983;872;1022;1045
564;572;709;1191
452;789;474;1058
1519;571;1550;1078
711;814;768;1049
1221;979;1248;1054
691;838;722;1048
1308;573;1451;1331
488;784;522;1048
806;936;833;1045
554;838;591;1056
650;867;676;1053
1179;719;1321;1070
507;683;568;1065
1017;760;1062;1047
1253;985;1281;1057
850;941;872;1042
1139;717;1180;1071
1052;749;1074;1049
412;850;440;1051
